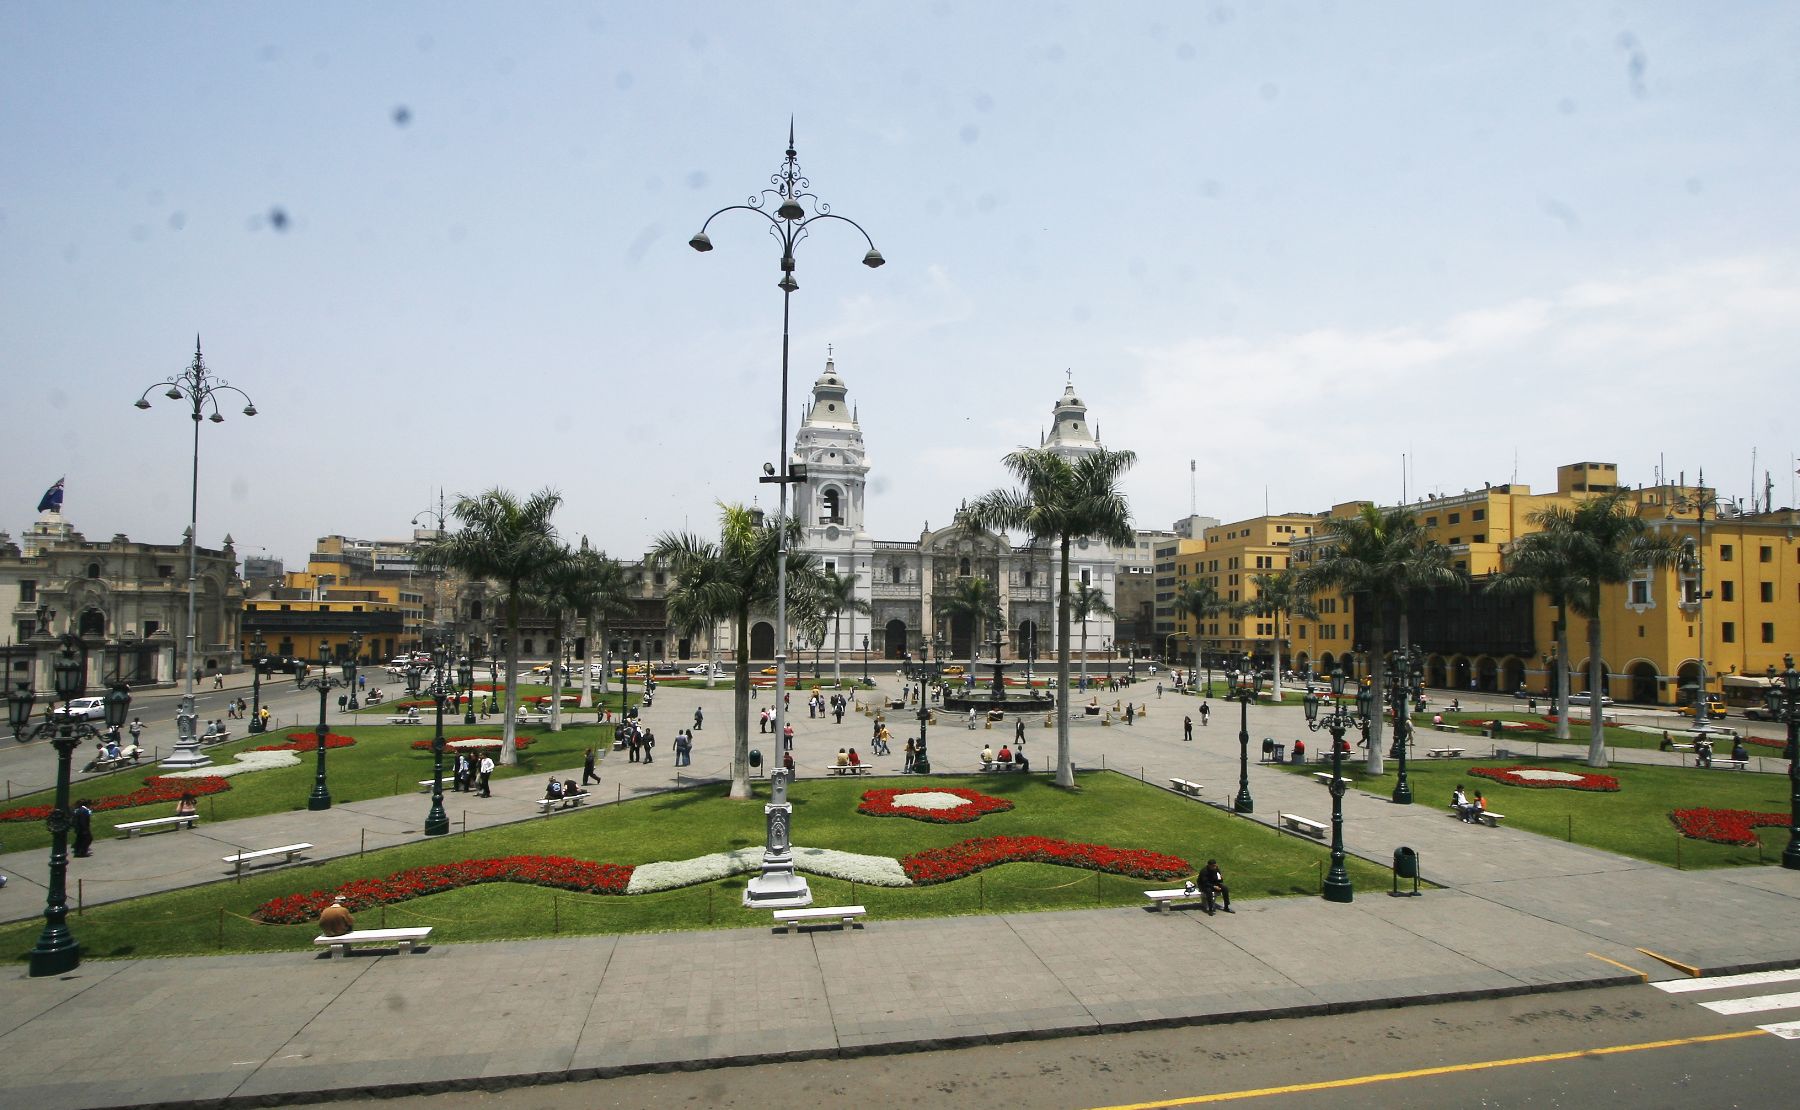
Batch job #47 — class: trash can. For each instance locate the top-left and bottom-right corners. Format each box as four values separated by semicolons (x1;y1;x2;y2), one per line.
1393;846;1419;879
749;749;763;770
1271;743;1286;764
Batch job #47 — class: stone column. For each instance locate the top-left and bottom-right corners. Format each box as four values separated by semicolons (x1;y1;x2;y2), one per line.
742;769;812;908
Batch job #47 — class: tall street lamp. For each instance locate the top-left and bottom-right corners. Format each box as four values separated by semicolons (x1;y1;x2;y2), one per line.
248;631;268;733
10;636;132;976
1105;637;1114;683
902;639;946;775
1228;655;1262;813
1671;476;1734;724
1762;654;1800;870
134;337;256;766
298;633;357;811
1303;666;1372;903
690;122;884;775
1387;645;1423;805
461;651;477;725
423;644;456;837
861;634;871;687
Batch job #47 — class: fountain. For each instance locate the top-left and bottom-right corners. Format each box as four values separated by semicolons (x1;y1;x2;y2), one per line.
941;635;1056;715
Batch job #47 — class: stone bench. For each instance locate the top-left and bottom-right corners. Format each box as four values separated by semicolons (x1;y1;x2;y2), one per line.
223;842;313;876
979;760;1025;773
1447;806;1507;828
1312;771;1351;787
1144;888;1211;913
535;792;590;814
1424;747;1465;758
1278;812;1327;838
386;713;422;725
1167;777;1204;797
772;905;866;934
1705;758;1749;771
827;764;872;776
314;926;433;957
115;815;199;838
1433;722;1459;732
514;713;549;725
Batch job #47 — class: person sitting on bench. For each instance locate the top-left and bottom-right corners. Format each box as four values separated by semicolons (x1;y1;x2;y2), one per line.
997;744;1012;765
175;792;198;818
847;748;862;767
561;779;580;806
1014;748;1029;773
1452;784;1475;822
980;745;994;764
319;895;354;937
1696;738;1714;768
836;749;850;768
1198;859;1232;915
544;777;565;802
1472;790;1487;821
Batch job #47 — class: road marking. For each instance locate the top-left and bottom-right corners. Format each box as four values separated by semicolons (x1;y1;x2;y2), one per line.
1698;990;1800;1016
1586;952;1648;982
1085;1031;1767;1109
1652;968;1800;994
1636;947;1702;976
1760;1020;1800;1040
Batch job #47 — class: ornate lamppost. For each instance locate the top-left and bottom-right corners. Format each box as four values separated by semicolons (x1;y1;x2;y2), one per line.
423;644;455;837
902;638;946;775
460;653;476;725
690;124;884;777
1229;655;1263;813
1105;638;1114;683
247;631;268;733
1762;655;1800;870
298;633;358;811
861;634;871;687
10;635;132;976
1671;476;1735;724
1304;666;1374;903
134;338;256;767
1387;645;1423;805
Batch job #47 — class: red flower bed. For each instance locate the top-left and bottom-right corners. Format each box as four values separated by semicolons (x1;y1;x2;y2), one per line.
1669;807;1790;846
1745;734;1786;751
1458;719;1550;733
858;787;1013;823
253;732;356;753
408;735;535;752
1470;765;1620;791
0;774;231;823
899;835;1191;885
253;855;634;923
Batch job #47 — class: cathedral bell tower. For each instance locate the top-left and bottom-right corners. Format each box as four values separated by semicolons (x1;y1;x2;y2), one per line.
792;353;875;651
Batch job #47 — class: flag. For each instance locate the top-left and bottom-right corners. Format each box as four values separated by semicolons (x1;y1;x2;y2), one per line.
36;478;64;513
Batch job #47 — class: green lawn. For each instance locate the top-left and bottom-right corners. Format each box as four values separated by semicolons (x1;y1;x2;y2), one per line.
0;722;613;853
0;772;1393;961
1279;758;1792;869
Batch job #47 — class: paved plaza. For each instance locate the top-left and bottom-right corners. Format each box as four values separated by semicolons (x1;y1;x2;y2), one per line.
1;675;1797;1109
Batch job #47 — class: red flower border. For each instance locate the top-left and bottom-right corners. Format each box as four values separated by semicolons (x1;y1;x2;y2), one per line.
1470;765;1620;791
409;735;535;752
899;835;1191;885
1456;718;1550;733
858;787;1013;824
253;855;634;924
254;732;356;753
1669;807;1789;846
0;774;232;823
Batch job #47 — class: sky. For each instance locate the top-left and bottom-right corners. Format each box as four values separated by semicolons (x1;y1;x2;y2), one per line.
4;2;1799;571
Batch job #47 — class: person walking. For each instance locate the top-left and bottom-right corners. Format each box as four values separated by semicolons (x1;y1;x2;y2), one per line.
782;723;795;751
128;717;144;747
1199;701;1210;727
582;747;600;785
903;738;916;773
1014;717;1026;744
641;728;655;763
1183;714;1194;741
72;799;94;858
1125;703;1135;726
478;754;495;797
693;706;703;732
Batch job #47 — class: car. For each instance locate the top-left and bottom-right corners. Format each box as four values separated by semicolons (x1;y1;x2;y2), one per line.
53;697;108;721
1740;705;1773;721
1564;693;1614;707
760;666;779;675
1678;696;1729;719
941;665;966;677
686;664;718;675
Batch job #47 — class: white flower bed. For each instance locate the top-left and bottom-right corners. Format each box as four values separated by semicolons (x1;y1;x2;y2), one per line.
1507;769;1586;783
884;790;971;811
626;845;911;894
446;738;503;750
159;748;300;780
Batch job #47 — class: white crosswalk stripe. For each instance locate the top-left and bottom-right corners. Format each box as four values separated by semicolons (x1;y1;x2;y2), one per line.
1653;971;1800;1039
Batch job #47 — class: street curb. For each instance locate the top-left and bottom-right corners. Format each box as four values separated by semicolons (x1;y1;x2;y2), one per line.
95;972;1642;1110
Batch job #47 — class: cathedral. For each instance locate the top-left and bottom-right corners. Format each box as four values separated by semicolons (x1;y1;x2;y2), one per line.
737;357;1120;668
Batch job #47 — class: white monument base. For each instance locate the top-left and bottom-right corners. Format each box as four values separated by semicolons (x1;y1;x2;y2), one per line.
743;791;812;908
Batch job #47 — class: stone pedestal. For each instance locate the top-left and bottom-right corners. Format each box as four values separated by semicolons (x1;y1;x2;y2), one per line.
158;695;212;769
743;770;811;909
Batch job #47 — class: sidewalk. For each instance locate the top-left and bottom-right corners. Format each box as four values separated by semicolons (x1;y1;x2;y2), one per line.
0;683;1796;1109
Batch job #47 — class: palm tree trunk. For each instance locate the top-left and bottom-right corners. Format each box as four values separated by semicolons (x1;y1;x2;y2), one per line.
731;612;752;798
1553;607;1570;741
1586;614;1607;768
548;624;564;732
1365;620;1387;776
1194;639;1204;696
500;590;521;766
1055;537;1074;788
1078;621;1090;689
1271;612;1285;703
832;611;843;686
580;613;594;709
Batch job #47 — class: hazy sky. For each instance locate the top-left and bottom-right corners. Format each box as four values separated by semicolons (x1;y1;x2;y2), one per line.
4;2;1798;570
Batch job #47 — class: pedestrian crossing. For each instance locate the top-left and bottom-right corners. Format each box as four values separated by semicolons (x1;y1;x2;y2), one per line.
1652;968;1800;1039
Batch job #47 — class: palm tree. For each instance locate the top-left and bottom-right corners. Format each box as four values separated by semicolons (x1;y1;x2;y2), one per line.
1069;582;1114;689
563;542;633;707
420;488;562;766
938;576;1002;679
1531;492;1685;766
524;543;579;731
818;570;871;686
966;446;1137;787
653;504;819;799
1170;580;1228;695
1488;524;1584;741
1297;504;1465;774
1238;569;1318;703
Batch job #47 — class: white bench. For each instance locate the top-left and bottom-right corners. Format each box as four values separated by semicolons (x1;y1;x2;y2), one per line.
313;926;433;957
1312;772;1351;787
1167;778;1204;797
535;791;590;813
772;905;866;933
1433;722;1459;733
515;713;549;725
979;760;1024;773
223;842;312;875
386;713;421;725
1278;812;1327;838
115;815;199;838
1425;747;1465;758
1144;888;1208;913
827;764;873;776
1706;758;1749;771
1447;806;1507;828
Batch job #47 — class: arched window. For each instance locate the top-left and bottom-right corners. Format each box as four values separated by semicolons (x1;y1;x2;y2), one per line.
821;488;842;525
87;563;101;579
890;561;906;583
959;557;971;577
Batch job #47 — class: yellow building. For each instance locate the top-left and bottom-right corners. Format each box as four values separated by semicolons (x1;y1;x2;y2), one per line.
1170;514;1321;668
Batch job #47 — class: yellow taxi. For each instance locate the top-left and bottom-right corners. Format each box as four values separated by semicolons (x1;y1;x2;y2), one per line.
1677;694;1728;719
